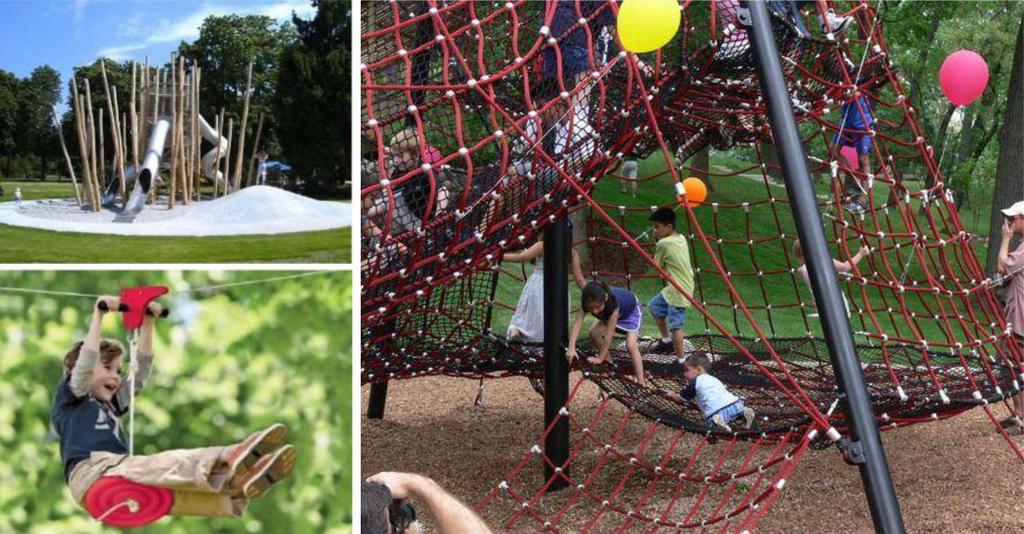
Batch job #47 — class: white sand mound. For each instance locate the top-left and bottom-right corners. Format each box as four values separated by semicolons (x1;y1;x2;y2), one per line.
0;185;350;236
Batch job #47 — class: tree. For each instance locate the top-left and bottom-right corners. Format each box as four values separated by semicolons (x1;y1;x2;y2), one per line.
986;12;1024;274
275;0;351;197
0;69;20;177
64;59;134;181
178;14;298;159
17;66;61;179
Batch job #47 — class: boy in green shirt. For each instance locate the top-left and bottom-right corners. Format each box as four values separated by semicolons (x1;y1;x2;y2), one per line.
648;208;694;358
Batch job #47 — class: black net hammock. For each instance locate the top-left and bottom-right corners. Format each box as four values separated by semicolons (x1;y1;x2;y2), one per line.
361;1;1024;531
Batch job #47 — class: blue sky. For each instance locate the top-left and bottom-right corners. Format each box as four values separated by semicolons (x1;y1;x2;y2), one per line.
0;0;315;108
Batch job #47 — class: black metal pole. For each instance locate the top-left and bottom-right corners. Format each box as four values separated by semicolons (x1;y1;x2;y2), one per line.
367;381;388;419
742;1;905;532
543;218;571;491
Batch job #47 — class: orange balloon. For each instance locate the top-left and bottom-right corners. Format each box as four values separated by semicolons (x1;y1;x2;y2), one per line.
681;177;707;207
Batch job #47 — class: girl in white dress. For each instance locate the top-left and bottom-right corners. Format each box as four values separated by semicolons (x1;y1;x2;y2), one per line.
504;241;586;342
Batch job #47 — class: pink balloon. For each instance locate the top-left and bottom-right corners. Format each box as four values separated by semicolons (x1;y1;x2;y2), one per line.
840;145;860;172
939;50;989;106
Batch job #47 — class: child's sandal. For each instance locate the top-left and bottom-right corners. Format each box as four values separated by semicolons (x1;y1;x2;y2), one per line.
238;445;297;500
226;423;288;477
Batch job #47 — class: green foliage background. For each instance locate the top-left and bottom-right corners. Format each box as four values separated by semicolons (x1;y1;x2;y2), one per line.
0;271;352;533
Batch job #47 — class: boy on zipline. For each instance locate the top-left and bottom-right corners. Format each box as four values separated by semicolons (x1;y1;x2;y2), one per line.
52;296;296;519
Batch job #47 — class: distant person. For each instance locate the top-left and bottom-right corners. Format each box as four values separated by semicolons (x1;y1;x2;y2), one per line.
363;472;492;534
996;201;1024;433
256;150;269;186
619;161;638;198
15;186;22;205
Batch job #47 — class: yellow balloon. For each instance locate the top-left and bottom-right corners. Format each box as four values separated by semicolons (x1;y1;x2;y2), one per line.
617;0;681;53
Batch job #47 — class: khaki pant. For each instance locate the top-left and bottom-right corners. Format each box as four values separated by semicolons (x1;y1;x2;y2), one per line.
69;446;248;518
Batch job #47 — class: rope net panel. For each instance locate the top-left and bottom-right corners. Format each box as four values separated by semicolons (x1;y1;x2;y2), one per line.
361;1;1024;530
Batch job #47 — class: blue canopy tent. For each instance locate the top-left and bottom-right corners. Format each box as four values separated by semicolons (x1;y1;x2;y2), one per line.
265;161;292;172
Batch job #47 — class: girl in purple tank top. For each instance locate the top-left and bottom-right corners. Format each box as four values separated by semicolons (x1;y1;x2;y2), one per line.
567;281;646;386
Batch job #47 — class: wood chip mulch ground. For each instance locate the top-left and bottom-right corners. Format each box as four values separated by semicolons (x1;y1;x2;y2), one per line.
362;375;1024;532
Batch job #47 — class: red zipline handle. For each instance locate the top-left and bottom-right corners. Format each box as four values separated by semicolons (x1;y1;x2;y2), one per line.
118;286;169;330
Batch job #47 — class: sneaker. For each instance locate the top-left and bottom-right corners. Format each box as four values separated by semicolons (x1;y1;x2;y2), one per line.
235;445;297;500
822;10;852;33
225;423;288;476
843;200;865;214
742;407;756;429
711;413;733;433
999;415;1021;429
653;339;674;354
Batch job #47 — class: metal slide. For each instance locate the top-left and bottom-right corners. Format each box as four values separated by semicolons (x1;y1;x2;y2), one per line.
102;165;136;208
198;114;229;191
115;118;170;223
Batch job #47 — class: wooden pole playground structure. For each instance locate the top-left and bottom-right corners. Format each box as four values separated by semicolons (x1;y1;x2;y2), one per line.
65;58;254;214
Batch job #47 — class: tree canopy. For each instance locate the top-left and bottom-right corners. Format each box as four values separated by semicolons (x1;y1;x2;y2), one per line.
275;0;352;197
0;271;352;533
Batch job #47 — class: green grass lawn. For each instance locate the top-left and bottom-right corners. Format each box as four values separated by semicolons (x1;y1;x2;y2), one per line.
0;180;350;263
491;152;996;346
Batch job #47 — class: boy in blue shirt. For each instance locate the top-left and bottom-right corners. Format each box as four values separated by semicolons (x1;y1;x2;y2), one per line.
662;354;755;432
53;296;295;518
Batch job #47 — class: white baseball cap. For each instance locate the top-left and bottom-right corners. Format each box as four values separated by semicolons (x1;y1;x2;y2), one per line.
1002;201;1024;218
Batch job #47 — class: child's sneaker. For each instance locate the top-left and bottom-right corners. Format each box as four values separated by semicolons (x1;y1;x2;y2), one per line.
711;413;733;433
226;423;288;476
236;445;297;500
653;339;674;354
843;200;865;214
742;407;756;429
822;10;852;33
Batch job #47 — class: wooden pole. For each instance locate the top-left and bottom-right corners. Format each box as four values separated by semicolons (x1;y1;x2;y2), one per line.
168;58;178;208
193;67;202;201
55;108;82;205
84;79;100;211
176;55;186;204
216;108;225;198
98;110;105;194
232;61;253;191
149;67;161;204
225;117;234;194
100;61;126;198
246;112;264;187
130;62;140;173
121;112;128;191
71;80;93;209
212;113;220;199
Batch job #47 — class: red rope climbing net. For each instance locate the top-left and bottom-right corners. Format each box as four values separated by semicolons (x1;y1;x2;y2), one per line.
361;1;1024;530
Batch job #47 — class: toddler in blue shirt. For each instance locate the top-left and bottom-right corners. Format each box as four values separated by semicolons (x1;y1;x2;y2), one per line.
663;354;755;432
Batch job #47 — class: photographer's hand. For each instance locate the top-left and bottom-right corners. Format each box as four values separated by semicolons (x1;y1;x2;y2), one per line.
367;471;492;534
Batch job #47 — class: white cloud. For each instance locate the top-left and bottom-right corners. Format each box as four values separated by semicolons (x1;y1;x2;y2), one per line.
118;13;145;38
73;0;89;23
96;1;316;61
